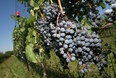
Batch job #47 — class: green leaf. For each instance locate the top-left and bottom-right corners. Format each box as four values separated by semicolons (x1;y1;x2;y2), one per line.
81;18;91;27
39;47;44;53
34;6;39;10
27;15;35;25
99;2;106;9
25;44;39;63
34;0;44;10
20;27;25;32
30;0;34;7
32;30;36;36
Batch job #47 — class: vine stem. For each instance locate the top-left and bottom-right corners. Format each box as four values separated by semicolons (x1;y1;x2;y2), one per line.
24;54;30;71
42;60;47;78
58;0;65;15
99;23;114;29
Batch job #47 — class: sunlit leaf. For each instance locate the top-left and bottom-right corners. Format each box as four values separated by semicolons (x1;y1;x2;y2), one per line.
25;44;40;63
30;0;34;7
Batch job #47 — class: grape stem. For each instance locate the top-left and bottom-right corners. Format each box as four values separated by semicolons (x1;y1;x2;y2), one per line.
58;0;64;15
38;10;45;20
57;13;61;26
67;52;71;59
50;0;53;4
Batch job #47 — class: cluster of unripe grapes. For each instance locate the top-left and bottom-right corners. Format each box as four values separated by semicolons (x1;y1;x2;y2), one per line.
36;1;112;74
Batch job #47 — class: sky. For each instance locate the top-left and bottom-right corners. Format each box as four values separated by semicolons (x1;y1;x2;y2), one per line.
0;0;28;53
0;0;111;53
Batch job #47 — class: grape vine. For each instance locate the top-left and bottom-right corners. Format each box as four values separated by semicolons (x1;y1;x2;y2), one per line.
13;0;116;78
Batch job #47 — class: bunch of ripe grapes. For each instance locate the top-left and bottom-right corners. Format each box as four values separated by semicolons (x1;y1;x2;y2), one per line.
36;1;115;74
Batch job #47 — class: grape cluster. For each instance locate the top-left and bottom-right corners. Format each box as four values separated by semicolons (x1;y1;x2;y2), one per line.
105;0;116;4
43;2;59;22
37;2;59;47
62;0;116;28
36;1;111;74
62;0;103;28
105;1;116;23
37;18;52;46
89;12;102;27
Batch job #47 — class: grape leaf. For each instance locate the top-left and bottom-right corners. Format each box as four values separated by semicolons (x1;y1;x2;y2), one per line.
25;44;40;63
99;2;106;9
30;0;34;7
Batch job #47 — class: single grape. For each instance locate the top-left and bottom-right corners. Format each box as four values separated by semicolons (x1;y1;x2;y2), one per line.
89;38;94;43
111;3;116;9
70;29;75;34
79;61;82;65
60;33;65;37
105;9;113;15
68;48;73;52
59;47;64;51
63;53;67;58
71;56;76;61
80;69;85;74
59;37;65;41
63;44;68;49
80;36;85;41
88;55;92;59
71;53;75;56
57;34;61;38
69;43;74;48
78;47;83;52
60;28;66;32
60;51;64;54
66;58;71;62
